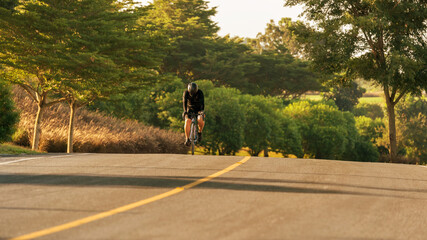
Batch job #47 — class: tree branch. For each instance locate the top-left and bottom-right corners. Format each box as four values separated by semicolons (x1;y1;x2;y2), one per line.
394;88;408;105
18;83;38;102
45;97;69;107
391;86;397;101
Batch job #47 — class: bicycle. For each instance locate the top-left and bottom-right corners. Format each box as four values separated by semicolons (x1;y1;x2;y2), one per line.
187;112;203;155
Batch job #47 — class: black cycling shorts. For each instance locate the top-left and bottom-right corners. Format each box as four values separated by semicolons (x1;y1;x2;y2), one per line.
186;110;205;121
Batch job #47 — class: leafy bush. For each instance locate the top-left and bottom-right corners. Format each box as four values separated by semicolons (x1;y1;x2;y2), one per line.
284;101;347;159
201;87;245;155
241;104;271;156
353;139;380;162
275;115;303;158
355;116;385;144
0;80;19;143
11;128;30;146
353;103;384;119
284;101;376;160
239;94;274;156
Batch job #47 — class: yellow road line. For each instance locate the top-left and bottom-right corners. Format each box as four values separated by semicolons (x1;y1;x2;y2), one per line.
10;156;251;240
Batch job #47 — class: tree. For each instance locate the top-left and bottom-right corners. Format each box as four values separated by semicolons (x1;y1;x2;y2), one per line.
0;1;70;150
251;18;300;56
55;1;165;153
1;0;165;152
323;82;366;112
245;51;320;98
191;37;258;88
285;0;427;161
0;79;19;143
245;18;321;98
146;0;219;80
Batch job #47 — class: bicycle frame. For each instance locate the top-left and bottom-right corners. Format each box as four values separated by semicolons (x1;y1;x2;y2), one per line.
188;113;201;155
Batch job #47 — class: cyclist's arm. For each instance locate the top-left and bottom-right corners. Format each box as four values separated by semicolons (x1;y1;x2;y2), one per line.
200;90;204;111
183;91;188;112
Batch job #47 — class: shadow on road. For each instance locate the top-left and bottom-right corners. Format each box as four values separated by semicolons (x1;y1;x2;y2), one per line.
1;173;425;199
8;164;427;183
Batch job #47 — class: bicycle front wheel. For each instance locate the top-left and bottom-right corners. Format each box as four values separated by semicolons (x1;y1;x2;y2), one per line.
190;122;196;155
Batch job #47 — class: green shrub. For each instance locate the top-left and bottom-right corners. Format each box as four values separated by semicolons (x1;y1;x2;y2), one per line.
11;128;30;146
239;94;273;156
275;115;303;158
0;80;19;143
284;101;348;159
241;104;271;156
284;101;377;161
396;96;427;164
353;103;384;119
201;87;245;155
355;116;385;144
353;139;380;162
238;94;303;157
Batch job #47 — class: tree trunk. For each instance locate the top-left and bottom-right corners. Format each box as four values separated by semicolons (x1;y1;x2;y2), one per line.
264;148;269;157
385;91;397;163
386;102;397;162
67;100;77;153
32;103;44;150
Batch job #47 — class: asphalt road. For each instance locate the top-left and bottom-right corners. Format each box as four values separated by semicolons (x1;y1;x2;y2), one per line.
0;154;426;240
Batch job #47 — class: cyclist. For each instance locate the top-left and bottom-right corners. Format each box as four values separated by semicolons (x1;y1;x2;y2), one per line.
182;82;205;146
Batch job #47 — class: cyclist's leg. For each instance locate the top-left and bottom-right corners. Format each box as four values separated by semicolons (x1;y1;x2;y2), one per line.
197;115;205;133
196;113;205;142
184;116;192;139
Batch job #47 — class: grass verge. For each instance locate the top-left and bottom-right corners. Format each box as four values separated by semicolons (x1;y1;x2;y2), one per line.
0;143;42;155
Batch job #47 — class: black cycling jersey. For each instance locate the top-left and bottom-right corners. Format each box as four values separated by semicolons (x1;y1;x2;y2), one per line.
183;89;204;113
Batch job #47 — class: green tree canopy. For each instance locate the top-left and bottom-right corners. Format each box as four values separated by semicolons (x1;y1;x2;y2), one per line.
251;18;300;56
285;0;427;161
244;51;321;98
146;0;219;80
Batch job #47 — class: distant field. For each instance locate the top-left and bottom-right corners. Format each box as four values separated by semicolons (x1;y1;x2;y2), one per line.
359;96;384;105
301;95;384;106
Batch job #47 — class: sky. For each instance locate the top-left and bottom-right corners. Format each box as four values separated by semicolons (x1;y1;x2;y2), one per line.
135;0;304;39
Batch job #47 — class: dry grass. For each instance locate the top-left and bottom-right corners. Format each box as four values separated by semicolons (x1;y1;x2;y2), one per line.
12;88;188;154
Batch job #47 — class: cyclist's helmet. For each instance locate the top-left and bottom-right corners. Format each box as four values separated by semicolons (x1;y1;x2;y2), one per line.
188;82;198;96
